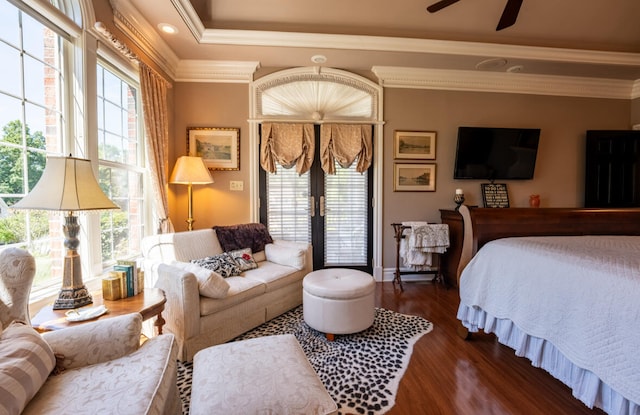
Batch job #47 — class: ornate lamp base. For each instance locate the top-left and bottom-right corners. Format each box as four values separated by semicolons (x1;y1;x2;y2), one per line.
52;216;93;310
53;286;93;310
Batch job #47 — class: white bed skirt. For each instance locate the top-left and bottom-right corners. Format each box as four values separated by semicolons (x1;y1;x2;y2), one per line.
457;303;639;415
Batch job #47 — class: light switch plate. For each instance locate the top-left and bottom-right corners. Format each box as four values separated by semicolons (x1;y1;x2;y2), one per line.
230;181;243;191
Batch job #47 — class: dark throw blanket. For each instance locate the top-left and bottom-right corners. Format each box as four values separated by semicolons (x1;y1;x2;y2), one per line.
213;223;273;253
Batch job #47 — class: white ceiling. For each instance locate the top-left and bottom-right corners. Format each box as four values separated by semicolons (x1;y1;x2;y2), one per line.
115;0;640;92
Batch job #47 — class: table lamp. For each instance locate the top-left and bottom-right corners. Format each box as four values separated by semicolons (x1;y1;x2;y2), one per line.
13;155;119;309
170;156;213;231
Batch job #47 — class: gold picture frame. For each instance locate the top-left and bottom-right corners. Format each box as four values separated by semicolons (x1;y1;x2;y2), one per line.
187;127;240;171
393;131;436;160
394;163;436;192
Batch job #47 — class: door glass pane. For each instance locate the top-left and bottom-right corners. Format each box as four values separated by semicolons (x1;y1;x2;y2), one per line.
324;162;368;267
266;164;311;243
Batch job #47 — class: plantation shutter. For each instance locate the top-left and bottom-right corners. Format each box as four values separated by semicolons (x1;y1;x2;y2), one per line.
265;163;311;244
324;161;369;266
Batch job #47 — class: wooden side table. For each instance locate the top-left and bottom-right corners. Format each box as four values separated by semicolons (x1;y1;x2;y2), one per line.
31;287;166;334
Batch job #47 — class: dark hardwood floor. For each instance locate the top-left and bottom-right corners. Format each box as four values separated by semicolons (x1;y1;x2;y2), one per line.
374;281;606;415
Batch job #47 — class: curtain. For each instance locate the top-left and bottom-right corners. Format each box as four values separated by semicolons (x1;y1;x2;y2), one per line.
260;123;315;174
320;124;372;175
139;62;174;234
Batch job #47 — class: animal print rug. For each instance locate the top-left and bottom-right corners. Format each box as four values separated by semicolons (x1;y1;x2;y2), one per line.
177;306;433;415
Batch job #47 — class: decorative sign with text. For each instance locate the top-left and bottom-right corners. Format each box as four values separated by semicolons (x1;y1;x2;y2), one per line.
481;183;510;208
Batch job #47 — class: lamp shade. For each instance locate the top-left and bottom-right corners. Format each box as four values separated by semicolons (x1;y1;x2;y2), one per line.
170;156;214;185
13;155;119;212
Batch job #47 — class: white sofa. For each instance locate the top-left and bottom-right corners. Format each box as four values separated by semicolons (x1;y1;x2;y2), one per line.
142;227;312;361
0;313;179;415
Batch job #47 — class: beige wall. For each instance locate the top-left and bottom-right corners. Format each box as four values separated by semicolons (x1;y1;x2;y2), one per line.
170;74;631;269
381;88;630;267
171;82;251;231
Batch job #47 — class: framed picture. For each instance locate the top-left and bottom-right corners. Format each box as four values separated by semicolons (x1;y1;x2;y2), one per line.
394;163;436;192
187;127;240;171
393;131;436;160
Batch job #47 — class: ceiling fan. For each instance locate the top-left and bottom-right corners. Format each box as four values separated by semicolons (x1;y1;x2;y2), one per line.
427;0;524;31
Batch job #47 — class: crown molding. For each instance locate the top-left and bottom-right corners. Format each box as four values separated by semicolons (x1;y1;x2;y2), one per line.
372;66;635;99
198;30;640;69
109;0;179;79
168;0;640;69
175;60;261;83
170;0;205;41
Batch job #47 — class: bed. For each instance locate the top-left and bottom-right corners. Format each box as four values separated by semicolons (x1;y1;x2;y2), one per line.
455;205;640;415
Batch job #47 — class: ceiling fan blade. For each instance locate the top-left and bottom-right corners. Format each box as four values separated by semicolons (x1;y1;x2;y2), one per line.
496;0;523;30
427;0;461;13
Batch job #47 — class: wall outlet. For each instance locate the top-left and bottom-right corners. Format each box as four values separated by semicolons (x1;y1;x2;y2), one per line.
230;181;244;191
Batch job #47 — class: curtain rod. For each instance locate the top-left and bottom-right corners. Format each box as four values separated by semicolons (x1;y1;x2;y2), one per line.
94;21;137;61
248;119;385;125
94;21;171;88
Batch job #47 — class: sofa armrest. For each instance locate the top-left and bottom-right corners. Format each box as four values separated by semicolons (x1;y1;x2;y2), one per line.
42;313;142;370
155;264;201;348
266;240;313;271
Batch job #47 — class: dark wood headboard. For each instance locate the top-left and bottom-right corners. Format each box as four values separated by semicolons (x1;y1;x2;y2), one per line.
456;205;640;283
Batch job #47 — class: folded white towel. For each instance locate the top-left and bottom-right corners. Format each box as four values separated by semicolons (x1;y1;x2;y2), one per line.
410;224;450;253
399;223;450;269
402;221;428;230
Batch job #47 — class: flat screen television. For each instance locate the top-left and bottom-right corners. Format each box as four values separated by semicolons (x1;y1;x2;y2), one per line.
453;126;541;180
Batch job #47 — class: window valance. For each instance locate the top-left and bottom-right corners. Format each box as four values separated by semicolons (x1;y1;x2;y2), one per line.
260;123;315;174
320;124;372;174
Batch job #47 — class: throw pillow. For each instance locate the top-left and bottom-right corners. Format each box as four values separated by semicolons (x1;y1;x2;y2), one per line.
229;248;258;271
264;243;306;270
171;261;230;298
191;252;242;278
0;321;56;415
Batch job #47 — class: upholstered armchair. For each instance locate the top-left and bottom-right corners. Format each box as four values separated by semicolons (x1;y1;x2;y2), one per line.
0;247;36;327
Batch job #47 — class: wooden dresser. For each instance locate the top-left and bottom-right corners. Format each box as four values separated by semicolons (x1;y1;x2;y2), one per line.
439;209;464;288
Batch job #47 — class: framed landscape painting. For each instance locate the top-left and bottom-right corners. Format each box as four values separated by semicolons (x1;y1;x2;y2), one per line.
394;163;436;192
394;131;436;160
187;127;240;171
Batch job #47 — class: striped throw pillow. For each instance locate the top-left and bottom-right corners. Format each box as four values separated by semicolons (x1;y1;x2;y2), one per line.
0;321;56;414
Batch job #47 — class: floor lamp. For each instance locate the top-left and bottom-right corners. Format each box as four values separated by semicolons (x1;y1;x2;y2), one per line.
170;156;213;231
13;156;119;309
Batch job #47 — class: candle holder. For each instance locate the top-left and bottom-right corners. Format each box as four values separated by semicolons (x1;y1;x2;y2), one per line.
454;193;465;210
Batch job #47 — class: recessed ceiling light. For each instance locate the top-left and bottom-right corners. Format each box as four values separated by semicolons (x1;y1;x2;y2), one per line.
311;55;327;64
475;58;507;70
158;23;178;34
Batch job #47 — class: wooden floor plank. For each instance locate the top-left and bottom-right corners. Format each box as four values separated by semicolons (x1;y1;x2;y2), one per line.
374;281;605;415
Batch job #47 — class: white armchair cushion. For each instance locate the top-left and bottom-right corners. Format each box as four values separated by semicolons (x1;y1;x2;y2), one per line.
24;334;179;415
0;321;56;415
42;313;142;371
265;243;306;270
170;261;230;299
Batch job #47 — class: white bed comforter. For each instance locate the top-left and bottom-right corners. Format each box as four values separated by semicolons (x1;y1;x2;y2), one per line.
457;235;640;413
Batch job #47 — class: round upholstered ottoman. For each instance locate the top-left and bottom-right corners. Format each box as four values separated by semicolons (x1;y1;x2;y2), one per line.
303;268;375;340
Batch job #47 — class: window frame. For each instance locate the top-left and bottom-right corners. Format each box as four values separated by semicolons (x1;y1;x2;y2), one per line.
0;0;154;310
93;56;148;269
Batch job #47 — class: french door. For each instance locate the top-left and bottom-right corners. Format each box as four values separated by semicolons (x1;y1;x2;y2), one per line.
259;126;373;273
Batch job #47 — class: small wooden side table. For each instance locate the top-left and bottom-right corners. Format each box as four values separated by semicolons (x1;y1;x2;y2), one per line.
32;287;166;334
